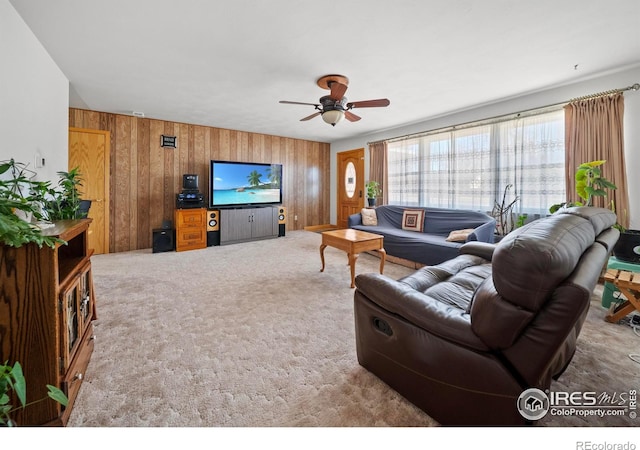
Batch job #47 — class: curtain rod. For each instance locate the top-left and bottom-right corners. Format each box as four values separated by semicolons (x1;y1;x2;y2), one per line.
569;82;639;102
368;82;640;145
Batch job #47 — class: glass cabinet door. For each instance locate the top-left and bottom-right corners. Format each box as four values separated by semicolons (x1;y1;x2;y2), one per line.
60;282;80;370
60;262;94;371
79;264;93;328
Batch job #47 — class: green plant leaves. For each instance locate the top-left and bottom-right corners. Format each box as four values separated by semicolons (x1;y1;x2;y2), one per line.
9;362;26;407
365;181;381;198
0;361;69;426
549;160;616;213
0;211;61;248
0;361;26;426
1;160;82;248
573;160;617;206
46;385;68;407
47;167;84;220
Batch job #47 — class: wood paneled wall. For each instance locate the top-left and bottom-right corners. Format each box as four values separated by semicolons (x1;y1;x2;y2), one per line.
69;108;331;253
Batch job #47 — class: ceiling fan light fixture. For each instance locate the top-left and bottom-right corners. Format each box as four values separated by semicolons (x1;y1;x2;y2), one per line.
280;74;389;127
321;109;344;126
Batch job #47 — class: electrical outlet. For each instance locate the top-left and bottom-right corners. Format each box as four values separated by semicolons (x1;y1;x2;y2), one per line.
35;152;45;168
294;215;298;221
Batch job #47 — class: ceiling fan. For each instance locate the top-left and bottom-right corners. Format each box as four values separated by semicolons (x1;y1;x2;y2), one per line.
279;74;390;126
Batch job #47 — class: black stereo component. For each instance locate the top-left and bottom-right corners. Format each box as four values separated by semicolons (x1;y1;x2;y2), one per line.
183;174;199;191
176;192;205;209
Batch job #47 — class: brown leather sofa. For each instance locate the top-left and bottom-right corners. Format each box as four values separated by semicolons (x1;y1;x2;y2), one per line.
353;207;619;425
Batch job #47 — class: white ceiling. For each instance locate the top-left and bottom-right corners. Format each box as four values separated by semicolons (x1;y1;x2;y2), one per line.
10;0;640;143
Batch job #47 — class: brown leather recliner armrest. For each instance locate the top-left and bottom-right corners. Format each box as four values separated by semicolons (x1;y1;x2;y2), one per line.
354;273;490;351
459;241;496;261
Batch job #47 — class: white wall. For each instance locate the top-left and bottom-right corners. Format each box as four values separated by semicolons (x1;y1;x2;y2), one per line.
0;0;69;184
331;65;640;229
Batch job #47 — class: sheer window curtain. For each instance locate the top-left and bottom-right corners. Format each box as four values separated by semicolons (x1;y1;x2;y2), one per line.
385;108;566;220
368;141;387;205
564;93;629;228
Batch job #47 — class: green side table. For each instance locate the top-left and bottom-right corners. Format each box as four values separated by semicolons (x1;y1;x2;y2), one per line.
602;257;640;308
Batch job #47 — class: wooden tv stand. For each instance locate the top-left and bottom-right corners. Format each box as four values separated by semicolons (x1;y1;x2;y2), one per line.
0;220;97;425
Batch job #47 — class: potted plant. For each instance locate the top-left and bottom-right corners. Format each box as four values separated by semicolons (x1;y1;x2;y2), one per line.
46;167;90;220
0;361;68;427
492;184;519;238
611;206;640;263
549;160;617;213
365;181;381;207
0;159;62;249
548;160;638;262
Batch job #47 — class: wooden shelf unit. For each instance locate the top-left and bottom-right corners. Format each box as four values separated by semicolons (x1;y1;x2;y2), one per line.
0;219;97;426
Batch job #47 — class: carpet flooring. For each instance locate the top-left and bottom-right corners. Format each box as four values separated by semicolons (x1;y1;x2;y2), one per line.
67;230;640;427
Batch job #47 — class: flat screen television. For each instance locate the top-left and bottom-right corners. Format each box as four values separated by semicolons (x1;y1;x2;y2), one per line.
209;160;283;208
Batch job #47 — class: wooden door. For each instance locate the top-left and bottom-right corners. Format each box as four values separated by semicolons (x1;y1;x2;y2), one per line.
68;128;110;254
337;148;365;229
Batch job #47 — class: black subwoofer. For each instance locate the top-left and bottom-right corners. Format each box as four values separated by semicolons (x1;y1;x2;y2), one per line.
152;228;175;253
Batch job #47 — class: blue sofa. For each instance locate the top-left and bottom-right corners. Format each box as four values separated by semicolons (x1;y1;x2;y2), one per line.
348;205;496;266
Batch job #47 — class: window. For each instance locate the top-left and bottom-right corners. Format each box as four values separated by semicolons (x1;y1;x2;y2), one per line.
387;108;565;221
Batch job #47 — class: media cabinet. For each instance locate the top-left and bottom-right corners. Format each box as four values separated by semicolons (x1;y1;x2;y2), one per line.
220;207;279;245
174;205;282;251
0;219;96;426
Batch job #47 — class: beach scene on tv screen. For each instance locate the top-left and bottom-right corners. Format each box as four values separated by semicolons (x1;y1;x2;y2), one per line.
213;163;281;205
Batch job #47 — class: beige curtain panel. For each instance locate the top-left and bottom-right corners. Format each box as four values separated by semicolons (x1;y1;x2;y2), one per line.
368;141;388;205
564;93;629;228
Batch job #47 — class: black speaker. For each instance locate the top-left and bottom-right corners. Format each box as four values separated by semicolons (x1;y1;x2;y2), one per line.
207;209;220;246
278;206;286;237
152;228;175;253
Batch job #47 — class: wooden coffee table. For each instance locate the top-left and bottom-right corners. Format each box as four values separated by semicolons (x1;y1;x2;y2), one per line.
320;229;386;288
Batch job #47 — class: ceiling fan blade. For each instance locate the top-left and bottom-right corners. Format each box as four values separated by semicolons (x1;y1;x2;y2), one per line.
346;98;390;109
300;111;321;121
345;111;361;122
280;100;320;107
329;81;348;101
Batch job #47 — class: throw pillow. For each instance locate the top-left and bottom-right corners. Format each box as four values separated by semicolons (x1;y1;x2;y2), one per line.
361;208;378;226
445;228;475;242
401;209;425;232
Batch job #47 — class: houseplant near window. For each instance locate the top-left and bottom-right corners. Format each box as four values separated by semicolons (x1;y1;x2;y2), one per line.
548;160;638;262
492;184;519;238
365;181;381;207
549;160;617;213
